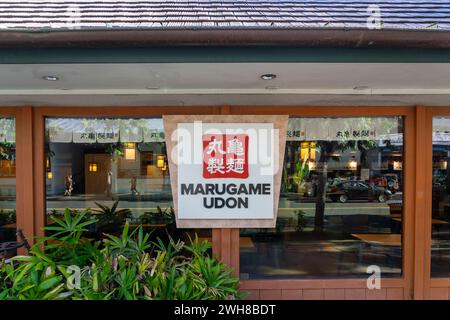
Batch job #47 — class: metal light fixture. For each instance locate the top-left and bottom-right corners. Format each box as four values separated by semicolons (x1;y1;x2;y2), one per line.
309;142;316;160
88;162;98;172
300;142;309;161
124;142;136;160
157;155;165;168
441;160;448;170
42;75;59;81
393;160;403;171
260;74;277;80
353;85;370;91
348;156;358;170
46;157;52;179
308;160;316;171
300;142;316;162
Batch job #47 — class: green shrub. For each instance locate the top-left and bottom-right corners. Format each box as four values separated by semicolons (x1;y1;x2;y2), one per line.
0;209;16;226
0;209;242;300
91;201;132;235
138;206;175;225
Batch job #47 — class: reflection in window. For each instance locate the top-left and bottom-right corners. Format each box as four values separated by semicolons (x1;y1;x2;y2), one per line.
432;117;450;277
45;118;209;247
0;117;16;257
240;117;404;279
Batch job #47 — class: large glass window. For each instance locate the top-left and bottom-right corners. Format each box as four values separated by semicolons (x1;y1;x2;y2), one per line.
45;117;209;246
431;117;450;277
240;117;404;279
0;117;16;256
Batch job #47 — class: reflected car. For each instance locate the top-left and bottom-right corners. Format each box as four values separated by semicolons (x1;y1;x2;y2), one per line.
328;181;392;203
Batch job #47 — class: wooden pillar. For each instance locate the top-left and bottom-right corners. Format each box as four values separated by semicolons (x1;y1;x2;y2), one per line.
212;228;240;276
15;106;35;247
33;108;46;238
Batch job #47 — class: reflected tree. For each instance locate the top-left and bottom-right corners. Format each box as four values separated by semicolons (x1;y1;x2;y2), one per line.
314;139;377;232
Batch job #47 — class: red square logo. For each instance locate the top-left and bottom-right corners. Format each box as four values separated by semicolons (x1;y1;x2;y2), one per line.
203;134;249;179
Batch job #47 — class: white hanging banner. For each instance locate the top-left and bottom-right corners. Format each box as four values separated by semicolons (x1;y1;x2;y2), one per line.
47;118;73;143
433;117;450;143
305;118;330;140
68;119;119;143
119;119;143;142
144;129;165;142
72;119;96;143
0;118;15;143
433;117;450;133
143;119;165;142
95;119;120;143
327;118;354;141
48;127;72;143
96;131;119;143
73;132;96;143
286;117;399;141
48;118;167;144
286;118;306;141
49;128;72;143
374;117;399;138
4;120;14;143
330;117;379;141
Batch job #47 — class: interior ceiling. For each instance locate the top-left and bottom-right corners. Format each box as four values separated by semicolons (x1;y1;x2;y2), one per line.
0;62;449;107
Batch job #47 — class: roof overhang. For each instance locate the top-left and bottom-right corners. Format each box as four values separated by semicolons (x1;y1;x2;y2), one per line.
0;46;449;64
0;61;449;107
1;28;450;49
0;31;448;108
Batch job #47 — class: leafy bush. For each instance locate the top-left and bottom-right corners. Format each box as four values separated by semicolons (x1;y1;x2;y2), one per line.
0;209;16;226
139;206;175;225
91;201;131;234
0;209;242;300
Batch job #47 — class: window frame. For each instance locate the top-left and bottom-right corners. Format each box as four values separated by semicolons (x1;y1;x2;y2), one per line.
425;107;450;299
230;106;416;299
240;114;406;280
31;106;220;248
0;108;25;249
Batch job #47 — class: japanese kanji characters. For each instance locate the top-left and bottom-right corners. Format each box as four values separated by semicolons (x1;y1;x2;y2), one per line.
226;157;245;174
206;138;225;155
226;137;245;156
207;157;225;174
203;133;249;179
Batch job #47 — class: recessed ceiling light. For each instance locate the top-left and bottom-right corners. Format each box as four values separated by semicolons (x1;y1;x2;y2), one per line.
42;75;59;81
353;85;370;91
260;74;277;80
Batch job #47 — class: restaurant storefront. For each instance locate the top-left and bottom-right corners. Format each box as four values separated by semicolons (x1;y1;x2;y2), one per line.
1;0;450;302
1;105;450;299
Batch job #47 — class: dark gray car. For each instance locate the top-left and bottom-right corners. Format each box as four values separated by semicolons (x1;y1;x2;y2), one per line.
328;180;392;203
